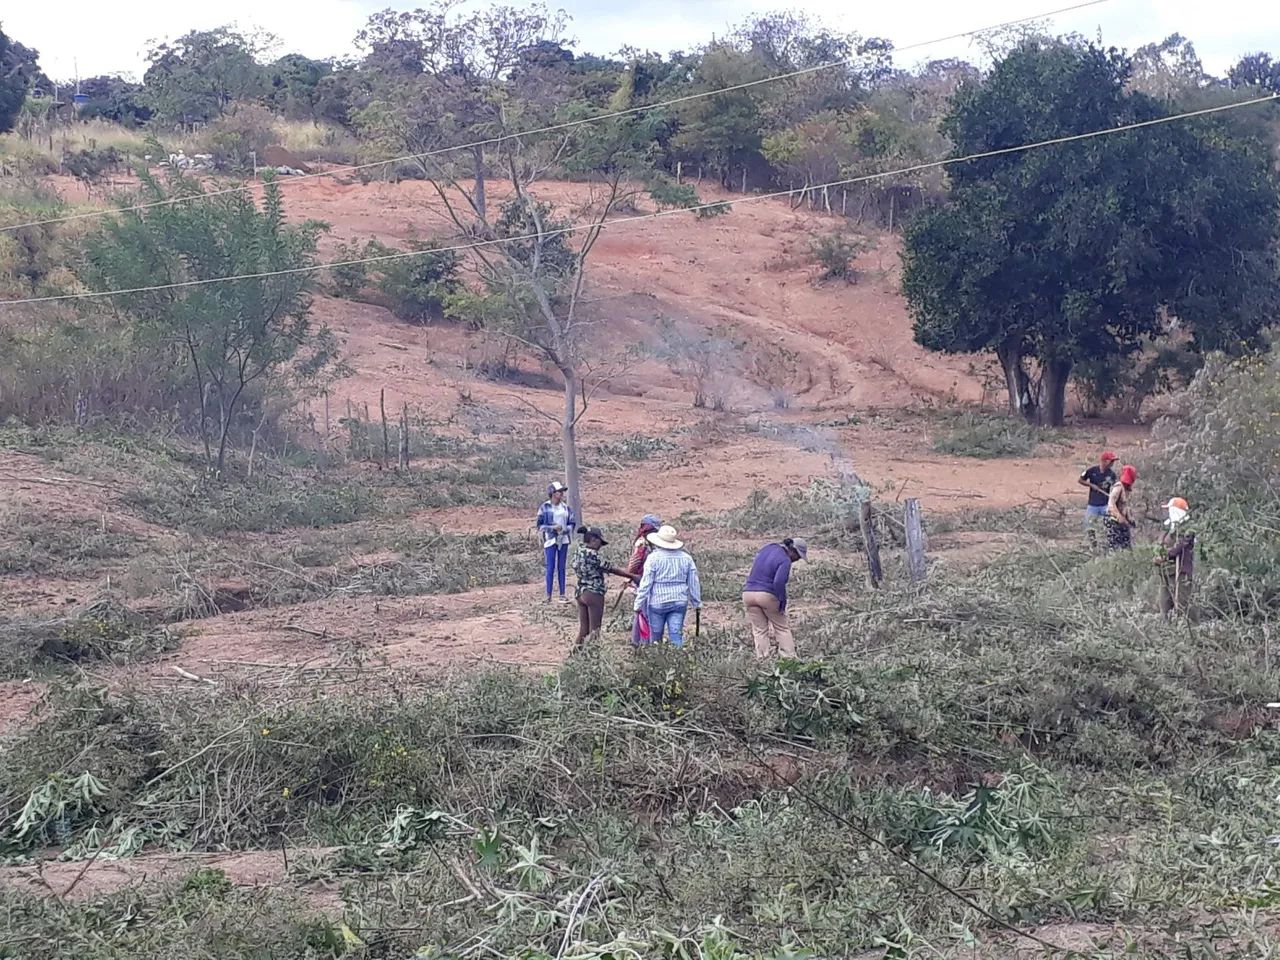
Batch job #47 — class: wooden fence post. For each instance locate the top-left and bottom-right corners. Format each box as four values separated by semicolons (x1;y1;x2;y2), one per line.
904;498;927;582
859;500;882;588
398;403;410;471
380;388;390;471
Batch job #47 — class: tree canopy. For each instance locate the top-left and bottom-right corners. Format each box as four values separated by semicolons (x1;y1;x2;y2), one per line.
78;174;336;476
902;39;1280;426
0;27;41;134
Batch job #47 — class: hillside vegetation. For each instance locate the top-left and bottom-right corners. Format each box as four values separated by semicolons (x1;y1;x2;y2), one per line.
1;5;1280;959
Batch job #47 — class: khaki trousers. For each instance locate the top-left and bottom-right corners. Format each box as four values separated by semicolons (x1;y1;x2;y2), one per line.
743;591;795;658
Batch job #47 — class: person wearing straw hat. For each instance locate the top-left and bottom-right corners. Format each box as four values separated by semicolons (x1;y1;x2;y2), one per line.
626;514;664;645
633;525;702;648
1079;451;1119;547
1154;497;1195;618
535;482;574;603
743;537;807;658
1104;465;1138;551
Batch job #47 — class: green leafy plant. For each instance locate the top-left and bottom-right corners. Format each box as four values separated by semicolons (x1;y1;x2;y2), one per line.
371;239;463;322
809;230;869;283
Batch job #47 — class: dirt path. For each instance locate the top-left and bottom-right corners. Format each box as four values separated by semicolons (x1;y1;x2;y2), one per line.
0;847;341;909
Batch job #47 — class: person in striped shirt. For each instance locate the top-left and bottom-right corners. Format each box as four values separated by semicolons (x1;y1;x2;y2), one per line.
634;525;702;648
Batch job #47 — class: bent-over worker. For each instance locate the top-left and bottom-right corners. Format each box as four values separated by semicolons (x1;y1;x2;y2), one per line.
743;537;807;659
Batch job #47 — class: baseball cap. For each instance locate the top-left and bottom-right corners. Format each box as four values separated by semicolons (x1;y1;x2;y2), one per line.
582;526;609;546
791;538;808;560
547;481;567;496
1101;450;1118;463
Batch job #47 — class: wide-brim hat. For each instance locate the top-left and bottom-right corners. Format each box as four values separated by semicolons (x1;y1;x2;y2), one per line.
646;525;684;550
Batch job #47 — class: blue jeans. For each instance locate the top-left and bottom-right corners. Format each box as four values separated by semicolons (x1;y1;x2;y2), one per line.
1084;504;1107;543
648;604;688;648
544;543;568;597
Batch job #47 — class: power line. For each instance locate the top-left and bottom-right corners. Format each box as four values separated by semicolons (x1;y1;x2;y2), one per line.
0;0;1111;235
3;90;1273;308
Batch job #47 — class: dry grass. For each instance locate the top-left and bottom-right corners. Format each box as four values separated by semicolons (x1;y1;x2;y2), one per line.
272;120;361;165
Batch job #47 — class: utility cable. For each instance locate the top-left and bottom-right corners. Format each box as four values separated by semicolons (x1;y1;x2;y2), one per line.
0;0;1111;234
2;90;1273;307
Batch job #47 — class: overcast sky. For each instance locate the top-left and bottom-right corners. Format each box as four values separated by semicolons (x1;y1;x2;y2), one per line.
4;0;1273;83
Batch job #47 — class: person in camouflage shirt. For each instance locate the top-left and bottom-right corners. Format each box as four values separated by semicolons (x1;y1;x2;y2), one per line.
572;527;636;647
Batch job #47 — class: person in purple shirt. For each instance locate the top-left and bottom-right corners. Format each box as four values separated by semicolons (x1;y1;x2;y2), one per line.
742;537;807;658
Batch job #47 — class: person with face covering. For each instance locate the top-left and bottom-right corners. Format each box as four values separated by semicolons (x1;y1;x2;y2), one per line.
1154;497;1195;618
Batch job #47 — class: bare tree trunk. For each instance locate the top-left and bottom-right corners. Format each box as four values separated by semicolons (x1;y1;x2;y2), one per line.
215;421;231;478
996;341;1036;422
1041;357;1072;427
472;145;487;222
561;367;584;527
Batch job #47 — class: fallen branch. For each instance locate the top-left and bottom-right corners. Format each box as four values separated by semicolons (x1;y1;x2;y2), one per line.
284;625;329;639
172;666;216;686
0;473;111;489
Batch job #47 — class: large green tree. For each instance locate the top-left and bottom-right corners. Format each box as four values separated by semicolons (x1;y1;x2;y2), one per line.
142;27;269;123
902;39;1280;425
354;2;570;221
79;175;336;476
0;26;40;134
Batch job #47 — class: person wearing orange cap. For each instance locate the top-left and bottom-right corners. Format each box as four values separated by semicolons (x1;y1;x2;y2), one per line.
1155;497;1195;617
1079;451;1119;547
1104;464;1138;550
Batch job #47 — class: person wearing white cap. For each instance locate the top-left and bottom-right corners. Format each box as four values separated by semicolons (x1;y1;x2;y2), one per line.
535;482;574;603
634;525;702;648
1154;497;1195;618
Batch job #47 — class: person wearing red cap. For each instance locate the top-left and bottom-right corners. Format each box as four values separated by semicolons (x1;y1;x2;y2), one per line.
1079;451;1119;547
1104;465;1138;550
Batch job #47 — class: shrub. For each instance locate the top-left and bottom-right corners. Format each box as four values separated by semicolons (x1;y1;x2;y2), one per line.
1146;343;1280;619
647;177;700;211
0;317;189;428
326;239;371;297
932;411;1045;459
592;433;676;462
1074;337;1201;420
372;240;463;322
61;146;122;192
199;102;277;173
0;597;178;679
810;230;870;283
